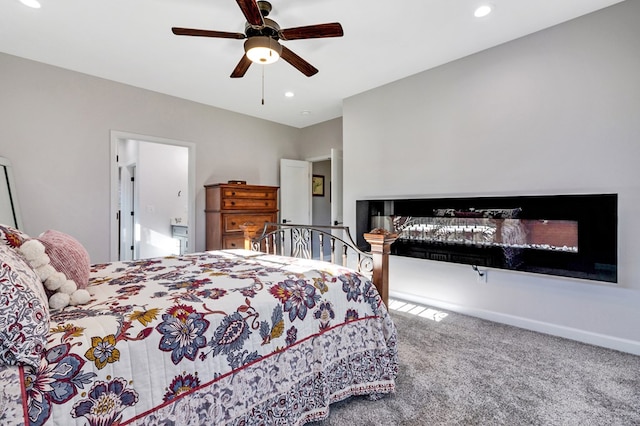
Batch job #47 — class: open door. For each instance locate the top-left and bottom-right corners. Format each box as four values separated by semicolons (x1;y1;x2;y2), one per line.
279;159;312;225
119;164;136;261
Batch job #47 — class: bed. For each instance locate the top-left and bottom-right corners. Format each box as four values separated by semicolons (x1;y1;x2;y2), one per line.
0;222;398;425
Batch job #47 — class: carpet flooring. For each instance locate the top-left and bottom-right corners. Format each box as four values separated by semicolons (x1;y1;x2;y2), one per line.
309;301;640;425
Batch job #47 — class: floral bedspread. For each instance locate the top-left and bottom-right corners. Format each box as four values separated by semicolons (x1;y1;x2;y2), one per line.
0;250;398;425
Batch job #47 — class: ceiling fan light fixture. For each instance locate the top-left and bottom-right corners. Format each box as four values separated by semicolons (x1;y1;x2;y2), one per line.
244;36;282;64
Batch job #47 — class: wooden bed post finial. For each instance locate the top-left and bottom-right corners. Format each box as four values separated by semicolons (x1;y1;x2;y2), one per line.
363;229;398;308
240;222;261;250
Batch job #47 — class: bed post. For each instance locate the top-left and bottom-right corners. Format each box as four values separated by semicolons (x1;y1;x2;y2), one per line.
364;229;398;308
240;222;261;250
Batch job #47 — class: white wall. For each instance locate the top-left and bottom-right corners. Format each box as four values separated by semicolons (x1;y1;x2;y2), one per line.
137;141;188;259
343;1;640;353
0;52;303;262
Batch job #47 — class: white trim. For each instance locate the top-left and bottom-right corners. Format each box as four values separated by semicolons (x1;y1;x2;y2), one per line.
109;131;196;261
390;290;640;356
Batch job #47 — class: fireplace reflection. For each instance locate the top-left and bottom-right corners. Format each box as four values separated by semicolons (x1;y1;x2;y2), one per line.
390;216;578;253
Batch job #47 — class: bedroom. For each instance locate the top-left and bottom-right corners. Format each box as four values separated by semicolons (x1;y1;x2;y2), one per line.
0;0;638;398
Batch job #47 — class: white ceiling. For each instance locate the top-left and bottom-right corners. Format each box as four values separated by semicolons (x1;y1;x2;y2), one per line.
1;0;625;128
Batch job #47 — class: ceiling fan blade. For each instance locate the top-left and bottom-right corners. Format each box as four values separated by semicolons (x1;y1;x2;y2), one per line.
236;0;264;27
230;55;252;78
172;27;246;40
280;46;318;77
279;23;344;41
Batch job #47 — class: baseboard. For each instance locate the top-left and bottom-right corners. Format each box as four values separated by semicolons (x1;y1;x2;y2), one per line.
389;290;640;356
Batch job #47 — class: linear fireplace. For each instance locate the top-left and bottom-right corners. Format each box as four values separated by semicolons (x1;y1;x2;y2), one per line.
356;194;617;283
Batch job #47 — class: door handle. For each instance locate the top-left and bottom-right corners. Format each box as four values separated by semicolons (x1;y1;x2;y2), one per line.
333;220;343;225
282;219;291;224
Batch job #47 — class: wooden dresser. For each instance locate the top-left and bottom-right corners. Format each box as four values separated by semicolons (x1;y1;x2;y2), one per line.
205;183;279;250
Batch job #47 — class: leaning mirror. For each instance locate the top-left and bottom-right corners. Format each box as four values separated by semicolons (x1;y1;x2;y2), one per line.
0;156;23;229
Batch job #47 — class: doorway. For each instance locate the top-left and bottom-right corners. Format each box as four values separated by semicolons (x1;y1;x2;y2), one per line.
279;149;343;259
279;149;343;228
312;159;331;227
109;131;196;261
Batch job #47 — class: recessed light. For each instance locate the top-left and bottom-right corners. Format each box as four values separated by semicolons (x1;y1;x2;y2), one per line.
19;0;41;8
474;4;493;18
284;91;294;98
301;110;311;116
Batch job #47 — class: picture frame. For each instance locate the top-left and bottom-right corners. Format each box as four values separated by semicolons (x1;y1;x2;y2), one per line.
312;174;325;197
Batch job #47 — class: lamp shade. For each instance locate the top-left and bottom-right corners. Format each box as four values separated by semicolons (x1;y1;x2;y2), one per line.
244;36;282;64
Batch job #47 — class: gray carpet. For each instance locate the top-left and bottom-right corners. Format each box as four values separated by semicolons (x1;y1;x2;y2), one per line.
310;303;640;425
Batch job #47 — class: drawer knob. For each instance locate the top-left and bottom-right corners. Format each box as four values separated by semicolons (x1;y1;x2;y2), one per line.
231;201;235;206
265;202;268;206
231;221;236;226
231;192;236;196
231;243;236;247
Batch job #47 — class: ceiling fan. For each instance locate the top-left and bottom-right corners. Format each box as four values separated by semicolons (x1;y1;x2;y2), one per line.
171;0;344;78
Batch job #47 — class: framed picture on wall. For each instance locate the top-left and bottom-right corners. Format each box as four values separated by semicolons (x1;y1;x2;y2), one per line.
312;175;325;197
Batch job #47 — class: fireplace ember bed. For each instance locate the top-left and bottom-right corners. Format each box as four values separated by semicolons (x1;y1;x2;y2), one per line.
356;194;617;283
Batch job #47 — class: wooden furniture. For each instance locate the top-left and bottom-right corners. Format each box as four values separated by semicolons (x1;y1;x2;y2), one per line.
205;183;278;250
241;222;397;306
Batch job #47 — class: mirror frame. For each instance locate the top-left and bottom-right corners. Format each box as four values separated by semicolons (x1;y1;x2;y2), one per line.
0;156;24;229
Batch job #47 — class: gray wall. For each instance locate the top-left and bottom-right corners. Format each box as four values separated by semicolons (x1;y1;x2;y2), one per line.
0;53;302;261
312;160;331;226
298;117;342;160
343;1;640;353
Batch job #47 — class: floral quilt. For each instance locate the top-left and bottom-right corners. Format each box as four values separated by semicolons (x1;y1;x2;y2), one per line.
0;249;398;425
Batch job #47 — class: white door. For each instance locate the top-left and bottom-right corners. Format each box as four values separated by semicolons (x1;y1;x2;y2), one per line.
280;159;311;225
119;165;136;260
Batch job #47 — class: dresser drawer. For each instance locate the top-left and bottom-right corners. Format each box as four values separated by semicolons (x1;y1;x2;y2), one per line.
222;235;245;250
223;213;275;233
222;188;276;200
221;198;277;210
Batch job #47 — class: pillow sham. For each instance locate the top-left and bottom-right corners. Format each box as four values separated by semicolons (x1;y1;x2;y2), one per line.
0;224;29;249
37;230;90;289
0;245;50;368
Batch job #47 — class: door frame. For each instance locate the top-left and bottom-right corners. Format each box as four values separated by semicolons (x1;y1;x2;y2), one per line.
109;131;196;261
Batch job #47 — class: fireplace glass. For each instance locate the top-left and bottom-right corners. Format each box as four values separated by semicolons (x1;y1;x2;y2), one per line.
357;194;617;283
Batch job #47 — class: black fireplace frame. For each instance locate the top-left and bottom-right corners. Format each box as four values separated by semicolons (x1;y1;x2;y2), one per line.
356;194;618;283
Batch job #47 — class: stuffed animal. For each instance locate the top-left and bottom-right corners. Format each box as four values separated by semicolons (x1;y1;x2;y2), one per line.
18;239;91;310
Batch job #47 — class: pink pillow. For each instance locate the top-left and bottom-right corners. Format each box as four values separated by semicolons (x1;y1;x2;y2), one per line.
37;230;90;289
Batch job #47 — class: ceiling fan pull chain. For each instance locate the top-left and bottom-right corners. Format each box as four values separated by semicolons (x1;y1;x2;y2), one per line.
261;65;265;105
